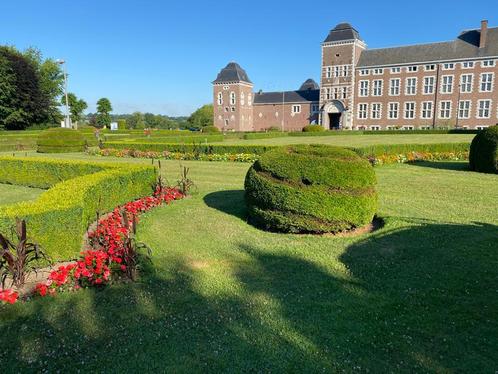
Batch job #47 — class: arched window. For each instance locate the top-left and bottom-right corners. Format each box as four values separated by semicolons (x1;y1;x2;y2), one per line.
217;92;223;105
230;92;236;105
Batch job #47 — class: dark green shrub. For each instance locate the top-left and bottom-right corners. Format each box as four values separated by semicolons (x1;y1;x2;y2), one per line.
37;128;86;153
469;126;498;173
302;124;324;132
201;126;220;133
244;145;377;234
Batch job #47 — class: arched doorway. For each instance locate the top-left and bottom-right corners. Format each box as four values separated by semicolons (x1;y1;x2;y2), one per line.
323;100;345;130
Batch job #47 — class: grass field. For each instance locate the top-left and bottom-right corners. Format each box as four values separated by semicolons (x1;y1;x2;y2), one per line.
0;154;497;372
0;183;45;206
215;134;475;146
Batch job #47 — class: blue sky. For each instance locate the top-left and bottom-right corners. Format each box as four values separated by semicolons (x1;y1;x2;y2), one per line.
1;0;496;116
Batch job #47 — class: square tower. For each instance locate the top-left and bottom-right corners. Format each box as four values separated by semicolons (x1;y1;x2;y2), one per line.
320;23;366;130
213;62;254;132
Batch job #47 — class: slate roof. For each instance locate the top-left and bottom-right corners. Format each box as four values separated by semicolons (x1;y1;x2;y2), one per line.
299;79;320;91
324;23;363;43
213;62;252;84
253;89;319;105
358;27;498;67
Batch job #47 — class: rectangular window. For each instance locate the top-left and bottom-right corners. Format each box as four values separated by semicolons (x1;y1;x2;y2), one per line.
325;66;332;79
389;78;400;96
371;103;382;119
461;61;474;69
325;88;331;100
439;101;452;119
482;60;496;67
341;87;348;99
292;105;301;114
373;68;384;75
358;103;368;119
421;101;433;119
311;104;319;113
359;80;369;97
388;102;399;119
405;78;417;95
480;73;494;92
425;64;436;71
333;87;340;100
441;75;454;94
359;69;369;76
372;80;383;96
334;66;341;78
404;102;416;119
443;63;455;70
408;66;418;72
477;100;491;118
423;76;435;94
391;67;401;73
343;65;350;77
370;125;381;131
458;100;471;119
460;74;473;93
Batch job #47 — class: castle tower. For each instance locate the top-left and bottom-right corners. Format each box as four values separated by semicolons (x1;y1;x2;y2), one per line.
320;23;366;130
212;62;254;132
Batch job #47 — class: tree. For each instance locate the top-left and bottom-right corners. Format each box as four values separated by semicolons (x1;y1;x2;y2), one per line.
187;104;213;130
62;93;87;124
96;98;112;128
126;112;145;129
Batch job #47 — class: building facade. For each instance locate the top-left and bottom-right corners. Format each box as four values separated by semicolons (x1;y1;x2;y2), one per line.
213;20;498;131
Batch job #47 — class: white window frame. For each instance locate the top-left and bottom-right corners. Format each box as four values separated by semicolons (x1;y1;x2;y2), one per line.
372;68;384;75
404;102;416;119
359;69;369;76
371;103;382;119
405;77;417;95
370;125;381;131
407;66;418;72
461;61;474;69
479;73;494;92
476;100;492;119
230;92;236;105
389;78;400;96
390;67;401;74
460;74;473;93
292;105;301;114
358;103;368;119
388;102;399;119
372;79;383;96
441;75;454;94
481;60;496;67
439;101;452;119
325;66;332;79
443;63;455;70
424;64;436;71
217;92;223;105
458;100;471;119
423;76;435;95
421;101;433;119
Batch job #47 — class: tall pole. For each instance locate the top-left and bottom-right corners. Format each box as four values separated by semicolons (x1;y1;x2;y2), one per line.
57;59;71;129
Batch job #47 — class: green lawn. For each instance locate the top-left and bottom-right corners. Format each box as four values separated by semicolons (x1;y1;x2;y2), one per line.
215;134;474;146
0;155;497;372
0;183;45;206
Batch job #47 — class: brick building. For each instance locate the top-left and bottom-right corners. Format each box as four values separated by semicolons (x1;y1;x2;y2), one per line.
213;20;497;131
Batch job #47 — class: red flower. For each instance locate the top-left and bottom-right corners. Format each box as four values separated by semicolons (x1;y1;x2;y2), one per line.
0;288;19;304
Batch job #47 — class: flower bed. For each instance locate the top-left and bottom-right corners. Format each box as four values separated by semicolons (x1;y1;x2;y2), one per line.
1;187;183;304
368;151;469;166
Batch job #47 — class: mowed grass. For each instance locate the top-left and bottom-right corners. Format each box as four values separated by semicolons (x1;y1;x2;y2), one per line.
0;154;497;372
215;133;474;146
0;183;45;206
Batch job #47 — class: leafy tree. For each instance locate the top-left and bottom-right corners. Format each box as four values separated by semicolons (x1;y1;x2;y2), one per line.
126;112;145;129
96;98;112;128
62;93;87;124
187;104;213;130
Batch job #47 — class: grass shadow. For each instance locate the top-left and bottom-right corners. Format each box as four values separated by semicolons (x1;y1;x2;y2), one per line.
408;160;470;171
203;189;247;220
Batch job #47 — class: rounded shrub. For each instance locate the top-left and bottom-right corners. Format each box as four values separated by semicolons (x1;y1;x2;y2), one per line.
302;124;324;132
244;145;377;234
469;125;498;174
37;128;86;153
201;125;220;133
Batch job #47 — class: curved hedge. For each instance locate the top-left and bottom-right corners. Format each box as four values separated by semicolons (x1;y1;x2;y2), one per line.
469;126;498;174
37;128;86;153
244;145;377;233
0;157;156;260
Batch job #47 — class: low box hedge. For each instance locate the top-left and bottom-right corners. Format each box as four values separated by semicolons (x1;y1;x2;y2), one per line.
352;142;470;157
242;132;288;140
0;157;156;260
37;128;87;153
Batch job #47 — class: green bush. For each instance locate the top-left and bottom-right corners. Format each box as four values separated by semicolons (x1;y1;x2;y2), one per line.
201;126;220;133
353;142;470;157
244;145;377;234
469;126;498;173
243;132;288;140
0;157;156;260
37;128;86;153
117;119;127;130
302;125;324;132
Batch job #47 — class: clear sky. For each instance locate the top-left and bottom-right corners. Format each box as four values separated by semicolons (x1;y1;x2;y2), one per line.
1;0;496;116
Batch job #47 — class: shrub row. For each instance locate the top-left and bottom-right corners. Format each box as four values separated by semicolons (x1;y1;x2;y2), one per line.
112;134;224;144
0;157;156;260
352;142;470;157
242;132;287;140
245;145;377;233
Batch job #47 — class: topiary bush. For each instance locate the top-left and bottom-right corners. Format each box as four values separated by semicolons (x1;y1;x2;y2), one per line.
36;128;86;153
201;125;220;133
469;125;498;174
244;145;377;234
302;124;324;132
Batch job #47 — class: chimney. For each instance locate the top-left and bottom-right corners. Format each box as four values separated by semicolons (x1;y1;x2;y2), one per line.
480;19;488;48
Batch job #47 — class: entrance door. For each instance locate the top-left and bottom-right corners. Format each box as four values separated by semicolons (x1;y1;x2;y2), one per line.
328;113;341;129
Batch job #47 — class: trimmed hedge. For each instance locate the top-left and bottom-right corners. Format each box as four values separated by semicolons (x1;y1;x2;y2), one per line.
37;128;86;153
469;125;498;173
242;132;287;140
353;142;470;157
302;124;324;132
244;145;377;233
201;126;220;133
0;157;156;260
114;134;224;144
